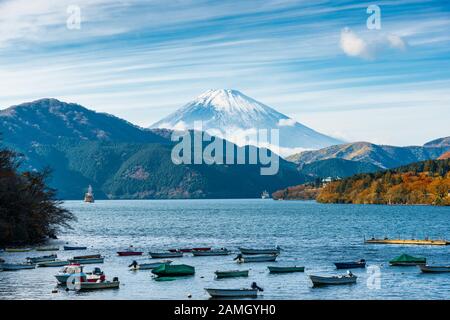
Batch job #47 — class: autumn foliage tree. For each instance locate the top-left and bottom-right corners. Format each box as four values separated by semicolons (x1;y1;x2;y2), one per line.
317;159;450;206
0;141;75;245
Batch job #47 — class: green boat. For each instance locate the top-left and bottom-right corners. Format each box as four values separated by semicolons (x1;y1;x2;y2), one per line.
37;260;70;267
268;266;305;273
389;254;426;266
215;270;249;278
151;264;195;277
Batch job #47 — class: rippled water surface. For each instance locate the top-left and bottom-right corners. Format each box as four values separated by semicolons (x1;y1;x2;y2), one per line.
1;200;449;300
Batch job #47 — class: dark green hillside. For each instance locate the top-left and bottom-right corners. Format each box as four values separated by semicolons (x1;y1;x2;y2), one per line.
300;158;382;178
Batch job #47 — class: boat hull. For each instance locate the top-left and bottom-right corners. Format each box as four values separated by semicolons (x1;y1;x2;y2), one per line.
78;281;120;291
38;260;70;267
27;254;57;264
268;266;304;273
237;255;277;263
69;258;104;264
5;248;32;253
205;288;258;298
334;262;366;269
192;250;229;256
239;248;280;255
63;246;87;251
418;265;450;273
1;263;36;271
215;270;249;278
150;252;183;259
117;251;143;256
309;275;357;286
130;261;172;270
365;239;449;245
151;264;195;277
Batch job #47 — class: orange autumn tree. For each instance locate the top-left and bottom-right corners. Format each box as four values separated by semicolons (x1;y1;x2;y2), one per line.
317;159;450;206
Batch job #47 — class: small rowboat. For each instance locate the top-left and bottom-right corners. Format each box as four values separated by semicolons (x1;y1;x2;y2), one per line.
73;254;101;260
117;251;143;256
151;264;195;277
238;246;281;255
150;252;183;259
5;248;32;253
234;254;277;263
27;254;57;264
192;249;230;256
1;263;36;271
36;246;59;251
268;266;304;273
78;279;120;291
389;254;426;266
69;257;104;264
215;270;249;278
334;259;366;269
309;274;357;286
129;260;172;271
205;282;263;298
37;260;70;267
205;288;258;298
418;265;450;273
168;247;211;253
63;245;87;251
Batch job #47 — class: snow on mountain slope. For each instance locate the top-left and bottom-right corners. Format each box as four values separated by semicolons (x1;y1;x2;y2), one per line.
150;89;342;156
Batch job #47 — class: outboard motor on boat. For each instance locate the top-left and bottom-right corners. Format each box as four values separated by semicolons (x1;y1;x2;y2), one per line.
129;260;138;268
233;254;243;261
113;277;119;282
251;282;264;291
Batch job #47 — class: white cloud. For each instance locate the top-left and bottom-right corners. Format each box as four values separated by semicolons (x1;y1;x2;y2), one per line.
277;118;297;127
340;27;407;60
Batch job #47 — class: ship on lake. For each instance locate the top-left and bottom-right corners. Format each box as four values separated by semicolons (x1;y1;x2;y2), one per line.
84;185;95;203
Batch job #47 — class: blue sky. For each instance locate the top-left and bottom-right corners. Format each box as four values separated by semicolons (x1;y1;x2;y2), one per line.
0;0;449;145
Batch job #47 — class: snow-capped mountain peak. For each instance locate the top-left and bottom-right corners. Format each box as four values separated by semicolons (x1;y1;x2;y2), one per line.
151;89;342;156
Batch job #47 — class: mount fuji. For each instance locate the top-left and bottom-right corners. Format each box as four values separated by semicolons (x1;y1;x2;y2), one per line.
150;89;342;156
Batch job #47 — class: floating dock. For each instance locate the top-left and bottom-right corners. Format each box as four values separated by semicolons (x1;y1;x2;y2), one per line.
365;238;449;246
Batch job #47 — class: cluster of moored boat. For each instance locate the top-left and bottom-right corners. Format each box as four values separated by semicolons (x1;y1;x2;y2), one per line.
1;245;449;297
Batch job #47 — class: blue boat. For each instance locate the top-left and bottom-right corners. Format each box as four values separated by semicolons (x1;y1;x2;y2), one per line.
63;245;87;251
334;259;366;269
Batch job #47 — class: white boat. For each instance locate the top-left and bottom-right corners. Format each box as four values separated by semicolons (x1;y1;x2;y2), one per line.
309;274;357;286
239;246;281;255
150;252;183;258
235;254;277;263
261;190;270;199
1;263;36;271
192;249;230;256
205;282;263;298
129;260;172;270
78;279;120;291
205;288;258;298
418;265;450;273
55;264;104;285
84;185;94;203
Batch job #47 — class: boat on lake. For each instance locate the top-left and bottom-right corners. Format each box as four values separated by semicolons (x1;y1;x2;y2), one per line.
150;252;183;259
365;238;449;246
117;250;143;256
37;260;70;267
129;260;172;271
205;282;263;298
63;245;87;251
78;278;120;291
418;265;450;273
5;248;32;253
309;273;357;286
215;270;249;278
261;190;270;199
268;266;305;273
334;259;366;269
26;254;57;264
234;254;277;263
168;247;211;253
69;257;104;264
389;254;426;266
238;246;281;255
151;264;195;277
1;263;36;271
84;185;95;203
192;249;230;256
36;246;59;251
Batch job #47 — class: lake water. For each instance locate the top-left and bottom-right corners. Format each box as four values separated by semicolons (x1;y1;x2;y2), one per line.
1;200;449;300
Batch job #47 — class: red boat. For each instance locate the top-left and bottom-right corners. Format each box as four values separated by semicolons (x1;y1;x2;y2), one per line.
168;247;211;253
117;251;143;256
